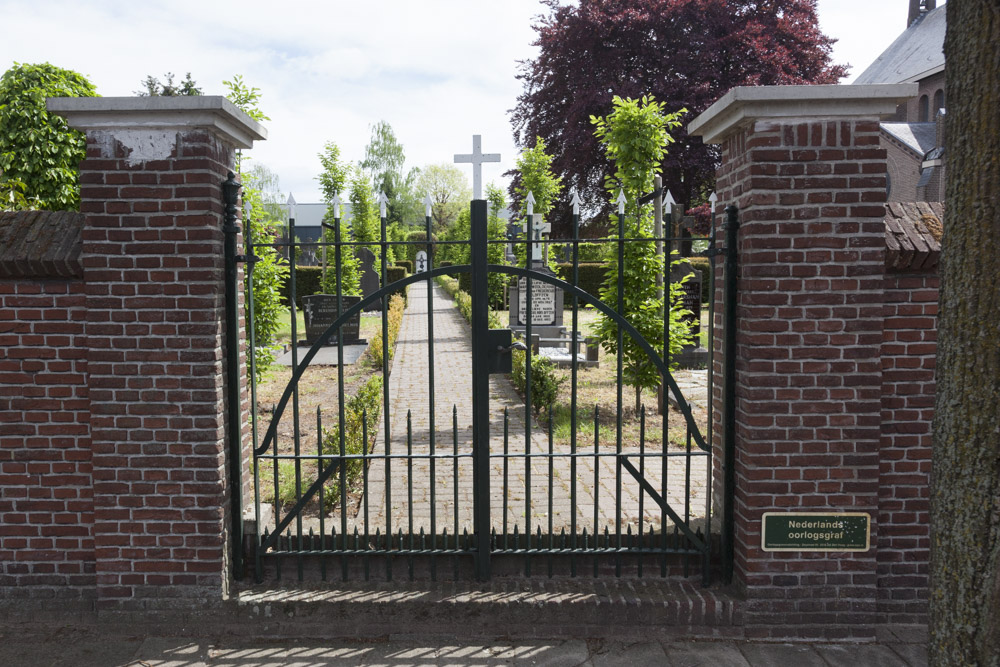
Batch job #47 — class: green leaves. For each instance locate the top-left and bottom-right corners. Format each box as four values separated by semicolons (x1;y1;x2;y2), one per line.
0;62;98;211
514;136;563;218
592;94;693;409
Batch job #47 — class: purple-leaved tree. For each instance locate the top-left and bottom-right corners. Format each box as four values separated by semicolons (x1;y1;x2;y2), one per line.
510;0;847;234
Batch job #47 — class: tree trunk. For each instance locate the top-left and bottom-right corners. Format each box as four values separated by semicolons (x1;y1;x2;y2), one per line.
930;1;1000;663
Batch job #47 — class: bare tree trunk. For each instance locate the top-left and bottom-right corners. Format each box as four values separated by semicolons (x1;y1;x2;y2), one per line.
931;1;1000;663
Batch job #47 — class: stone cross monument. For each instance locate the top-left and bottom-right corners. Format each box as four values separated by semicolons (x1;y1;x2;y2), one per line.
454;134;500;200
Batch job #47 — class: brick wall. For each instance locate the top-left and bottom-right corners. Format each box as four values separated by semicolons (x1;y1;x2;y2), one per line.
0;276;93;607
80;128;235;610
716;118;887;640
877;272;937;623
0;98;265;618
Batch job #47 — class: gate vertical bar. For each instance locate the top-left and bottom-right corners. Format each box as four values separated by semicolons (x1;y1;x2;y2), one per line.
222;172;244;580
469;199;491;580
721;204;740;585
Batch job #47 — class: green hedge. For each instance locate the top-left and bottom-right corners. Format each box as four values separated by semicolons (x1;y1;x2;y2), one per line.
386;265;407;287
549;242;605;262
395;260;412;274
280;266;323;308
404;231;437;265
554;262;606;301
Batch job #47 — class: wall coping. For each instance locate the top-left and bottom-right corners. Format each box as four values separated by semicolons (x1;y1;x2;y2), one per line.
47;96;267;150
687;84;918;144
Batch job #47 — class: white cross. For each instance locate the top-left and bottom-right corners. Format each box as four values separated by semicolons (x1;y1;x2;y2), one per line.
454;135;500;200
522;214;551;261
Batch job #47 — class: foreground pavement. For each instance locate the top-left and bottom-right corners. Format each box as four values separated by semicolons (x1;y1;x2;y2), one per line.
0;626;927;666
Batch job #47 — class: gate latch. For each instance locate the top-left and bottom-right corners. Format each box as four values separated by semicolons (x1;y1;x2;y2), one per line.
486;329;524;374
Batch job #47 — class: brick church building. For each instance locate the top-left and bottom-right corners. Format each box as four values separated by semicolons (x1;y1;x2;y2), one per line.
856;0;946;202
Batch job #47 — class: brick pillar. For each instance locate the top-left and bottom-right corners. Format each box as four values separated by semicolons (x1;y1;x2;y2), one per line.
48;98;265;612
689;84;915;640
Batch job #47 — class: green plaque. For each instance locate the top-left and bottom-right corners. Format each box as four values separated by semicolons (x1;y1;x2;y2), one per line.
761;513;870;552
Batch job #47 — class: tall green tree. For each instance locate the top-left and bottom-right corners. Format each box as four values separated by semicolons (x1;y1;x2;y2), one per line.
0;62;98;210
931;0;1000;663
513;137;563;268
360;121;421;226
514;136;563;218
348;169;384;266
224;76;288;380
316;141;359;296
591;95;691;412
415;163;470;230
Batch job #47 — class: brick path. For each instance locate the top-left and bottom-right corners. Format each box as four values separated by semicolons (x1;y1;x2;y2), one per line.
357;279;709;538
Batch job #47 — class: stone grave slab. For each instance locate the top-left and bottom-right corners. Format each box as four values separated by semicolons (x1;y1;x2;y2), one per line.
302;294;363;345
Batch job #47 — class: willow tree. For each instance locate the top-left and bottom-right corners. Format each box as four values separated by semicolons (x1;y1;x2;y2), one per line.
930;1;1000;663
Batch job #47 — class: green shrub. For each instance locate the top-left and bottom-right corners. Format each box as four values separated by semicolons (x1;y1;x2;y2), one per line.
435;275;500;328
405;231;437;265
554;262;605;302
280;266;323;308
510;348;565;416
386;265;407;286
395;260;412;274
550;242;604;262
368;293;406;368
315;374;383;513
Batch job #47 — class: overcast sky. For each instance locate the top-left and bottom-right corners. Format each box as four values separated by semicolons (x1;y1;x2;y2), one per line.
1;1;933;203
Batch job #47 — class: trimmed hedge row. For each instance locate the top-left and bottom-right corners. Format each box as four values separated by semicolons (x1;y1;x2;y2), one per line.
553;262;606;301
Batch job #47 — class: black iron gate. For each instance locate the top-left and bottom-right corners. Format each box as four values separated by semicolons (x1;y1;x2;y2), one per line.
226;181;738;585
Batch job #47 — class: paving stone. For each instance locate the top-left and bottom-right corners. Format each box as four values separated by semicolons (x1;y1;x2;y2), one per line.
816;643;915;667
588;639;670;665
663;640;751;666
737;642;826;666
887;642;929;667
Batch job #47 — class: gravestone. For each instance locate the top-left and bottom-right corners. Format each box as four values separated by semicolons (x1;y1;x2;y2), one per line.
357;247;381;311
302;294;363;345
415;250;428;273
510;274;562;328
670;261;707;368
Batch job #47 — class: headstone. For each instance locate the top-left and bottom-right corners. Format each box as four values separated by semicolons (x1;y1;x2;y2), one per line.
522;215;551;262
302;294;363;346
670;261;707;368
415;250;428;273
357;247;381;311
508;262;566;342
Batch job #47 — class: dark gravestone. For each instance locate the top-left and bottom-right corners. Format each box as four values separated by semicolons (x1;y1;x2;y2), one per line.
302;294;363;345
357;247;381;311
670;262;707;368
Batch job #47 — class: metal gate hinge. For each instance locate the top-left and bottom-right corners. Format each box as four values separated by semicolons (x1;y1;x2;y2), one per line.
236;253;261;265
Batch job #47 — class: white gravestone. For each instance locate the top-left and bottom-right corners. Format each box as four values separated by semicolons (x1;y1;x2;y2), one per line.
415;250;428;273
522;214;551;262
516;277;557;326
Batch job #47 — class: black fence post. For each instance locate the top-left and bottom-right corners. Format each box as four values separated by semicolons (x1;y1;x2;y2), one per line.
222;171;244;580
469;199;491;580
721;204;740;585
